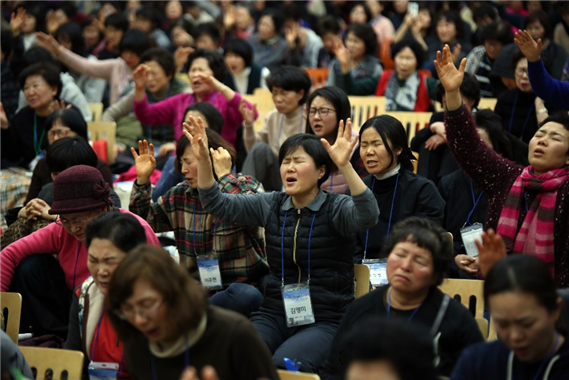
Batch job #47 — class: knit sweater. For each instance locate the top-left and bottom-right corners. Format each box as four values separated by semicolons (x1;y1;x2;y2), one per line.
445;105;569;287
0;209;159;292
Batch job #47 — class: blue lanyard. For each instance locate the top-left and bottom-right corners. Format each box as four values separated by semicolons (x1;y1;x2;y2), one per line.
524;190;530;214
191;91;219;105
466;180;484;226
92;313;124;376
512;332;559;380
328;173;334;192
386;174;399;237
277;109;304;145
150;336;189;380
386;288;423;322
280;211;317;286
363;178;377;260
33;112;45;157
508;92;535;139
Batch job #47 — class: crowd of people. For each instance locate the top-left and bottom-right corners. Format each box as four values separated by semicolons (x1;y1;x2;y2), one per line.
1;1;569;379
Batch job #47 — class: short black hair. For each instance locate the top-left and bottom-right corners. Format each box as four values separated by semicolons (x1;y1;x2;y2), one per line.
135;5;160;27
55;22;87;57
86;212;147;251
183;102;224;135
22;46;60;71
50;2;77;20
540;111;569;154
186;49;227;81
140;47;176;79
105;12;129;32
510;48;527;72
381;217;453;286
345;23;378;57
19;62;63;99
278;134;333;187
526;10;552;38
350;2;373;23
472;3;498;23
474;109;513;158
223;38;253;68
266;66;312;105
119;28;152;56
21;2;46;33
435;10;465;40
391;38;425;68
171;17;194;36
281;2;302;22
479;21;514;46
194;22;220;44
435;72;481;108
317;16;341;37
306;86;351;136
44;108;88;141
46;136;98;174
259;9;284;35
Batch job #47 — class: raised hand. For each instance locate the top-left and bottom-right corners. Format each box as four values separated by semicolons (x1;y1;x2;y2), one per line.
35;32;62;56
193;72;223;92
174;46;194;71
515;30;542;62
50;99;71;113
210;147;232;178
10;8;26;35
451;43;462;63
0;103;8;130
321;118;359;168
158;142;176;157
476;229;507;278
332;39;350;72
239;99;257;126
133;64;151;91
285;22;300;48
131;140;156;185
183;116;209;162
434;44;466;94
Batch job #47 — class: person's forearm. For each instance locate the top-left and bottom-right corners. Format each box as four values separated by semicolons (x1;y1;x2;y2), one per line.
445;90;462;111
339;163;366;196
197;158;215;189
134;87;146;102
393;22;409;43
243;123;257;152
218;82;236;102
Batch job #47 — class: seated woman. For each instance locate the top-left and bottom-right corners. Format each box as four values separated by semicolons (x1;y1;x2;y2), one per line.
190;116;379;373
327;22;383;96
322;217;484;380
494;49;562;143
375;38;437;112
0;165;159;339
247;10;288;72
436;44;569;287
107;244;279;380
65;212;150;379
353;115;445;263
305;86;367;193
223;38;270;95
129;131;269;317
240;66;312;191
133;49;255;150
452;254;569;379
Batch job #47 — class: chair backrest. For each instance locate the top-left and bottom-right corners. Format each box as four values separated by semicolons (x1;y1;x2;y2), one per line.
349;96;386;129
87;102;104;122
475;317;489;340
20;346;84;380
305;68;329;90
478;98;497;110
88;121;116;163
354;264;371;299
439;279;485;318
278;369;321;380
244;88;275;131
488;317;498;341
384;112;432;145
1;292;22;343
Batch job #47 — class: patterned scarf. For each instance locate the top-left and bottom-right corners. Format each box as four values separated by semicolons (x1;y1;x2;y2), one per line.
497;166;568;269
384;71;420;111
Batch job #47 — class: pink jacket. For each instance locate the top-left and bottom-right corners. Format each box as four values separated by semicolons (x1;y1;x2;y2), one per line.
0;209;159;292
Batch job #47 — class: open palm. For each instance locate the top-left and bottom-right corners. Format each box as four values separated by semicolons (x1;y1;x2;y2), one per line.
183;116;209;162
131;140;156;180
434;45;466;93
322;119;358;168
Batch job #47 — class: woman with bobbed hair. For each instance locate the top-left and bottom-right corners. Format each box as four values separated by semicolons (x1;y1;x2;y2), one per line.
223;38;270;95
452;254;569;379
247;9;288;72
322;217;484;380
353;115;445;263
107;244;279;380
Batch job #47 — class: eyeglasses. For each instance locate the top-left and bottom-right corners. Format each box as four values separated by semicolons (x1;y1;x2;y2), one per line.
55;216;92;228
115;299;163;321
308;107;336;117
515;68;528;77
47;128;71;140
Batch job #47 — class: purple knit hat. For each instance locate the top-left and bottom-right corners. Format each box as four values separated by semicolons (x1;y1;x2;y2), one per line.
49;165;112;215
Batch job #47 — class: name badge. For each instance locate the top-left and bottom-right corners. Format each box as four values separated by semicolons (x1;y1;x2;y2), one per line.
88;362;118;380
282;283;315;327
362;258;388;287
460;223;484;257
197;254;223;290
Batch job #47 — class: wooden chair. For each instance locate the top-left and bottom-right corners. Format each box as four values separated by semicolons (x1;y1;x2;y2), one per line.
384;112;432;145
244;88;275;131
478;98;497;110
475;317;489;340
488;317;498;341
305;68;329;90
278;369;320;380
87;102;104;122
354;264;371;299
349;96;386;129
439;279;485;318
20;346;84;380
1;292;22;343
88;121;116;163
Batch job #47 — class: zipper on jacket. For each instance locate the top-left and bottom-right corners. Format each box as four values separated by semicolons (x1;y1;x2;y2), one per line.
293;209;302;283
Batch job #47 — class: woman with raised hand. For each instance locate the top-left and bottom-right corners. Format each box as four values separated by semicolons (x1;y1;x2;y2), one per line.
188;114;379;373
436;44;569;287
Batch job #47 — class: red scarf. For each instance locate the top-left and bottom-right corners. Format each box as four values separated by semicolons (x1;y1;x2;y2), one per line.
496;166;568;271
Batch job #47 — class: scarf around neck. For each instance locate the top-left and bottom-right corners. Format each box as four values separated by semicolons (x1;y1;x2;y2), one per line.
385;71;420;111
496;166;569;270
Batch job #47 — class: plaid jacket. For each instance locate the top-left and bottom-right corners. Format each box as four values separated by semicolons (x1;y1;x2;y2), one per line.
130;174;269;287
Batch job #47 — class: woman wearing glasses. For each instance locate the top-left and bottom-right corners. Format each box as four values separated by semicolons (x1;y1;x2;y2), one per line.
0;165;159;339
305;86;367;193
107;244;279;380
65;212;149;379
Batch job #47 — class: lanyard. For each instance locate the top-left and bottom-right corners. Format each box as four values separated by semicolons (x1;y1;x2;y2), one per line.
190;91;219;105
509;332;559;380
363;178;377;260
72;243;81;290
33;112;46;157
150;336;189;380
92;313;124;375
466;180;484;226
508;92;535;139
281;211;317;287
386;288;423;322
328;173;334;192
277;109;304;145
386;174;399;237
524;190;530;214
212;218;219;254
